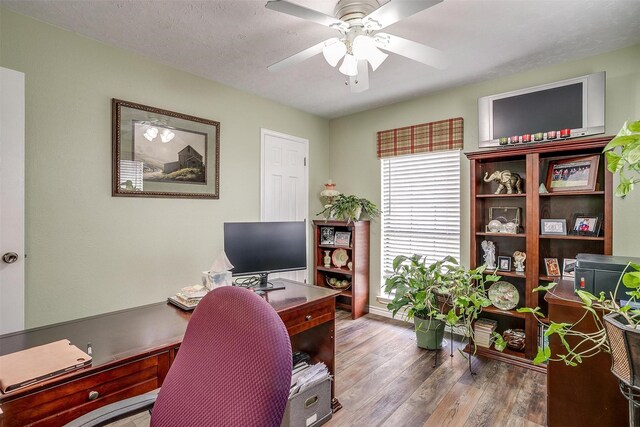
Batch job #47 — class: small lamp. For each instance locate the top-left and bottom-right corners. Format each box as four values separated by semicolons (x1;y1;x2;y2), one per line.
320;180;340;207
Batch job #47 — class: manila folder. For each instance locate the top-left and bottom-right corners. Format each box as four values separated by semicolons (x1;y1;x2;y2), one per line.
0;339;92;393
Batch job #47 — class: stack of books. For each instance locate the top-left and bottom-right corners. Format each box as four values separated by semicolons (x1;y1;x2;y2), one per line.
474;318;498;348
168;285;208;311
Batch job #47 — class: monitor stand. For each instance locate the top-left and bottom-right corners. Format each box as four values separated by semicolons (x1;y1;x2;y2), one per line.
253;273;286;292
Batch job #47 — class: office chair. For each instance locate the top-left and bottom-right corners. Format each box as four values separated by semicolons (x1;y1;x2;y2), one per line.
66;286;292;427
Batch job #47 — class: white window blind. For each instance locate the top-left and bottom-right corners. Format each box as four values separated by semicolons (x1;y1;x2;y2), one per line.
381;150;461;282
119;160;144;191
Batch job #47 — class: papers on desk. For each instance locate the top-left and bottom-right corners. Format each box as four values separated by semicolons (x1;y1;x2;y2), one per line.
168;285;208;311
289;362;331;398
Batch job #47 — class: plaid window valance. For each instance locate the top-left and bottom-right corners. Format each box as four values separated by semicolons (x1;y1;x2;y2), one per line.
376;117;464;159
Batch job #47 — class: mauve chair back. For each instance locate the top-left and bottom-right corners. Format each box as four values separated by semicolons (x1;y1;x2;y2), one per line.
151;286;292;427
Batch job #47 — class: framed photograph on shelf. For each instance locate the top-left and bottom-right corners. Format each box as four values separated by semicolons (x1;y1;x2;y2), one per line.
497;256;511;272
545;155;599;193
563;258;577;279
570;213;601;237
334;231;351;247
112;99;220;199
540;219;567;235
544;258;561;277
320;227;335;245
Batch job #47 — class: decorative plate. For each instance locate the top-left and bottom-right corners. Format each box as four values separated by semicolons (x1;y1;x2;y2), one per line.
488;281;519;310
332;248;349;268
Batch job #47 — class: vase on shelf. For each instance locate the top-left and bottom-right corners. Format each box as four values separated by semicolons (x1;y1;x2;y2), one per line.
323;250;331;268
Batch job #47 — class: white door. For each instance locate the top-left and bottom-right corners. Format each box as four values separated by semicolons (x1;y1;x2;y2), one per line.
261;129;308;283
0;67;26;334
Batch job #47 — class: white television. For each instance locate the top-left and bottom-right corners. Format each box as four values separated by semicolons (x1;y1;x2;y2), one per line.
478;72;605;148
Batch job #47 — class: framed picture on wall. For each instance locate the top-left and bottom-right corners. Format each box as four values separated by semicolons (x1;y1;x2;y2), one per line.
112;99;220;199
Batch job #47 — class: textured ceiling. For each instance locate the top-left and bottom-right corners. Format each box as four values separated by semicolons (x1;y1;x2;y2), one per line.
3;0;640;118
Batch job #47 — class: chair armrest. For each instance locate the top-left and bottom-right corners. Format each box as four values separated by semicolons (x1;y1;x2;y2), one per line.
64;389;159;427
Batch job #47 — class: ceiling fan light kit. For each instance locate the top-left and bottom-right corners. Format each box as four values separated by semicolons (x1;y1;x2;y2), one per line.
266;0;446;92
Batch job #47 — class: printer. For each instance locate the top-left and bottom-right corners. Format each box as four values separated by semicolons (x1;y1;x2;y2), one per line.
575;253;640;300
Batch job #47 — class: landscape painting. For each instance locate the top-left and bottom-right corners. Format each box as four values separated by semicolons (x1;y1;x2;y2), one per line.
133;121;207;184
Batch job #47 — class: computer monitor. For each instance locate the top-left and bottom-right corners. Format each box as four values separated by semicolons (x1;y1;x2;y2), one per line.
223;220;307;291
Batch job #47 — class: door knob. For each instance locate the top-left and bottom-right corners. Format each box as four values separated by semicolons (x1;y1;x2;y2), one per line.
2;252;18;264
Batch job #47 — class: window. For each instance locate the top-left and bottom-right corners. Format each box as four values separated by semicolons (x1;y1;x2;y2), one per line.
381;150;461;287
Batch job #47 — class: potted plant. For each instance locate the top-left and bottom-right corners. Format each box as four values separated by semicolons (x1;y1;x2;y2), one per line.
317;194;380;223
384;254;503;351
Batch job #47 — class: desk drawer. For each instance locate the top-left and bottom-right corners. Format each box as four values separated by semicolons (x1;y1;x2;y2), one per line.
1;353;168;427
281;299;334;336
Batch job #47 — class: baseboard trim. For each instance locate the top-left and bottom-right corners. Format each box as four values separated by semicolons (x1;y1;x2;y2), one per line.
367;305;468;336
367;305;396;319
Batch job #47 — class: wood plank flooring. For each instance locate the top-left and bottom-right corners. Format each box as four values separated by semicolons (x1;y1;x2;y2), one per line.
327;310;547;427
111;310;547;427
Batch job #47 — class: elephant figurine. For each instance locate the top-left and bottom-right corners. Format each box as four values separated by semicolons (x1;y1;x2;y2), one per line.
483;170;523;194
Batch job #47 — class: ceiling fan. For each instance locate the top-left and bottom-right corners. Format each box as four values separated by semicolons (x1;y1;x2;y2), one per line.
265;0;447;93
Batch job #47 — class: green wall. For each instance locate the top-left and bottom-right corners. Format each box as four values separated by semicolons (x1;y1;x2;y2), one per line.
3;7;640;325
0;9;331;327
329;44;640;310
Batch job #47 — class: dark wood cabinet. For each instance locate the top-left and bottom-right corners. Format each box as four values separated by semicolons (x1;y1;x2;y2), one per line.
466;136;613;371
312;220;370;319
545;280;628;426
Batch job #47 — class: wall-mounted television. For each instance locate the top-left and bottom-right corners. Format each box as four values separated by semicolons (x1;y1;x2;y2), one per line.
478;72;605;148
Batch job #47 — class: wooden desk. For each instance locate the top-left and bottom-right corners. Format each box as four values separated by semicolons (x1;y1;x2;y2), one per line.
545;279;628;426
0;279;340;426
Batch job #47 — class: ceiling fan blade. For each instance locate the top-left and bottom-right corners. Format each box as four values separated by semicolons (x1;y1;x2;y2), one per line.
268;39;328;72
363;0;443;30
265;0;348;30
374;33;447;69
349;60;369;93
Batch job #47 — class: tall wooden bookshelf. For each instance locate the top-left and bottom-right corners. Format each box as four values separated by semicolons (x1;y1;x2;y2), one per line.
312;220;370;319
466;136;613;372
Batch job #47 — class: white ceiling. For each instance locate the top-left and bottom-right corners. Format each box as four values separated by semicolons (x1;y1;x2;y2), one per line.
3;0;640;119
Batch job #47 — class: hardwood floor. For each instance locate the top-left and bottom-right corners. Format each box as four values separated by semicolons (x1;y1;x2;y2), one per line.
327;310;547;427
111;309;547;427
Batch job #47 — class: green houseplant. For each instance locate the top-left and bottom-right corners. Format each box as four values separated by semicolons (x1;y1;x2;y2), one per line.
384;254;504;351
604;119;640;198
317;194;381;223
